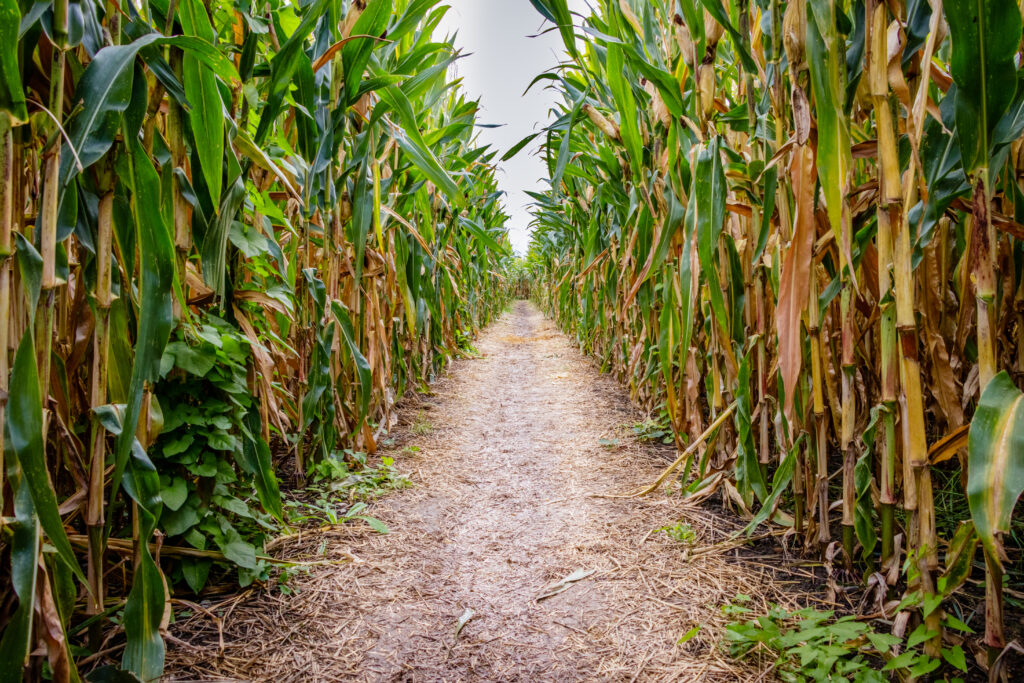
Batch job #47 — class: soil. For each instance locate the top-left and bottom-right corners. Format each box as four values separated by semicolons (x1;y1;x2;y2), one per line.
165;300;796;682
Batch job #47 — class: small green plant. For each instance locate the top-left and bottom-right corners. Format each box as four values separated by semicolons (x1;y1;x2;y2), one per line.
307;450;411;498
722;598;970;682
657;522;698;545
285;497;390;534
411;412;434;435
290;449;409;534
456;327;480;355
631;417;674;445
275;566;309;596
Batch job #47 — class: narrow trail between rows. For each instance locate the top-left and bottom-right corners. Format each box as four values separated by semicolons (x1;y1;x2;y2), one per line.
167;301;789;682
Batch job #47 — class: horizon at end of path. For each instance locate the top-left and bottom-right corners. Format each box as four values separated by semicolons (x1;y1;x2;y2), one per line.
165;300;796;682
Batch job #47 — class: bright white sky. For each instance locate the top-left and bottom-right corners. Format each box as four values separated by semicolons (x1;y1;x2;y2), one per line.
435;0;588;255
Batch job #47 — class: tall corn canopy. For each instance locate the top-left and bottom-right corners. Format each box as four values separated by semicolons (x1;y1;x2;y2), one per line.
527;0;1024;659
0;0;511;678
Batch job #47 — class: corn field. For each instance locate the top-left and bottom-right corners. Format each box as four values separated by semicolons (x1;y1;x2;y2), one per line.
0;0;511;678
527;0;1024;668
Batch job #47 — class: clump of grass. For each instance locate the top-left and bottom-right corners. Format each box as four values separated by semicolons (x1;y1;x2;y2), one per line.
411;411;434;435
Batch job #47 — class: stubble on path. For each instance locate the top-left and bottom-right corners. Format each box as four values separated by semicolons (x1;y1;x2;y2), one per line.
166;300;794;682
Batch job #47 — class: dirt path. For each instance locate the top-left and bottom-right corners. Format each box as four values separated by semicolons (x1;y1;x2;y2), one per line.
167;301;788;682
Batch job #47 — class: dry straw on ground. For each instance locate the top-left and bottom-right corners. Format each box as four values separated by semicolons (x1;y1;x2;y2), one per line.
165;302;806;682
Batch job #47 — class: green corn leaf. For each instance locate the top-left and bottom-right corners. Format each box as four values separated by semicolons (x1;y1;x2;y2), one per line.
7;332;84;582
605;45;643;183
624;54;683;119
549;89;587;195
943;0;1022;176
694;138;730;341
528;0;577;57
59;31;237;192
298;299;334;434
377;84;462;201
350;160;374;284
342;0;394;105
0;454;40;681
14;233;42;313
58;33;163;212
657;270;676;394
0;0;27;123
752;165;777;265
678;209;697;378
55;30;233;228
109;137;175;519
121;510;165;680
332;301;373;428
676;0;705;68
806;0;853;276
239;408;284;523
548;90;581;193
393;234;418;332
967;371;1024;567
501;132;541;162
388;0;442;45
165;35;239;84
200;177;246;302
745;439;800;534
178;0;224;208
854;452;877;556
735;351;767;506
460;216;509;256
292;51;317;160
253;0;332;145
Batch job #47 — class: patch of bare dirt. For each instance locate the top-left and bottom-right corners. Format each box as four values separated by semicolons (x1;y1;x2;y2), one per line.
166;301;797;682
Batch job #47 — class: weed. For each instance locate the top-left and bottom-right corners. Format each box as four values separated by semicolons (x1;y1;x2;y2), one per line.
307;450;411;497
631;417;674;445
456;327;480;355
411;412;434;435
657;522;698;545
275;566;310;596
285;497;390;534
722;598;970;682
286;450;411;533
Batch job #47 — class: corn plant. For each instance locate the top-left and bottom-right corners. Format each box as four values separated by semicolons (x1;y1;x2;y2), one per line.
0;0;512;679
526;0;1024;664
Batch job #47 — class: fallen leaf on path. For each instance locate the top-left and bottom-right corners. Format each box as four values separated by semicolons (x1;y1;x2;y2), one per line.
536;568;597;601
453;608;475;643
677;625;701;645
